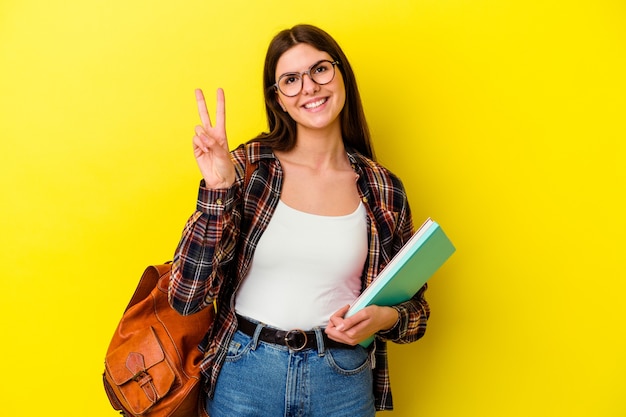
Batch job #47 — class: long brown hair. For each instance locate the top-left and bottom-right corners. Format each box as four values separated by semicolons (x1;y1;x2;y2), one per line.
251;24;375;160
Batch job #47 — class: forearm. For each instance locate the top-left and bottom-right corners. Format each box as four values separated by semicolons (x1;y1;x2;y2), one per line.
168;182;241;315
377;284;430;343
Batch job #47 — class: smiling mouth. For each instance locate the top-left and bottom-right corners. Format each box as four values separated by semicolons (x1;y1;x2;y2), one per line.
303;98;328;109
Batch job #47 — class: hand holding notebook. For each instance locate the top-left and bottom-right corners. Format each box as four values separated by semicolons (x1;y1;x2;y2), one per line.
346;218;456;347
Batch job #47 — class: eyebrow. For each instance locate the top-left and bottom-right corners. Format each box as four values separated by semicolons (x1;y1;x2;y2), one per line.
277;59;329;78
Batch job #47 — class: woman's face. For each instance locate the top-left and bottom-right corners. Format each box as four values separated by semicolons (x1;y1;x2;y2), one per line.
274;43;346;136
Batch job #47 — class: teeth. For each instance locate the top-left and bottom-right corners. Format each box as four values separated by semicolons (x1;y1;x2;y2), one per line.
304;98;326;109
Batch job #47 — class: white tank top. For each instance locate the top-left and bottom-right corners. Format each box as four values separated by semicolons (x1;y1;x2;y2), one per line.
235;200;368;330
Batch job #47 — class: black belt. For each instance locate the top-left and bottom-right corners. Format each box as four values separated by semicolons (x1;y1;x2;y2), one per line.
236;315;355;351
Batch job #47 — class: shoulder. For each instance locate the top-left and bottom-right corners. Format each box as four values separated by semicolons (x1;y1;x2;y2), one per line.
348;148;410;217
348;149;406;193
231;142;276;165
230;142;277;181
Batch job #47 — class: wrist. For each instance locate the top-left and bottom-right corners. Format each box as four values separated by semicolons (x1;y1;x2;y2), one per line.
380;306;400;332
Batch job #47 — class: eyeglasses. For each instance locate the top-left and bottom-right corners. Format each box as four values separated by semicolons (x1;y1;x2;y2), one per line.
274;60;340;97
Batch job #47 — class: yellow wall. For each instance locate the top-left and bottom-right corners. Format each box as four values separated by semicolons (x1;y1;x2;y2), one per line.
1;1;624;416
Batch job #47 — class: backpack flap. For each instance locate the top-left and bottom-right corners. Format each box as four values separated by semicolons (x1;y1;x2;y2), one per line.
105;326;175;415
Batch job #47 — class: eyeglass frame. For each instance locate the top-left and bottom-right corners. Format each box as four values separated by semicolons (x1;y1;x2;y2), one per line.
272;60;340;97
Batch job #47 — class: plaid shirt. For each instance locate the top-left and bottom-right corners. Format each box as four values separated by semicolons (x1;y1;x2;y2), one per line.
169;142;429;411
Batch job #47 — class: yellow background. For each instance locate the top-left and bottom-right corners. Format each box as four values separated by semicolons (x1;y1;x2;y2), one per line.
1;0;625;416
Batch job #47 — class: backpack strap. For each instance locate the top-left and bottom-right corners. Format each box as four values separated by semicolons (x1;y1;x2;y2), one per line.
243;145;257;189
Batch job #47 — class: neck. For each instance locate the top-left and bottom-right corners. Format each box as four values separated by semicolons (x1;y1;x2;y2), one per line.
283;126;348;171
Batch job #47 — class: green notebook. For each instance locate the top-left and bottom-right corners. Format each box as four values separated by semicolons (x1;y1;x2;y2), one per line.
346;218;455;347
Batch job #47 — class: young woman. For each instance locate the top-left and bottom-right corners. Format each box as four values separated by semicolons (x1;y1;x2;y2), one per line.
169;24;430;416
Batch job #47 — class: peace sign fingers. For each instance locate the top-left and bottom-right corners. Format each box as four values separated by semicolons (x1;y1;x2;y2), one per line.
194;88;227;146
192;88;234;189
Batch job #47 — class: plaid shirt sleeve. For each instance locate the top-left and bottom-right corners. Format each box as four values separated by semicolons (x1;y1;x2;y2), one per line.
168;179;243;316
376;195;431;344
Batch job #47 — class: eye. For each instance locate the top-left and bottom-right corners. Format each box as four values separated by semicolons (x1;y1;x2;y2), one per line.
280;74;300;85
313;62;331;74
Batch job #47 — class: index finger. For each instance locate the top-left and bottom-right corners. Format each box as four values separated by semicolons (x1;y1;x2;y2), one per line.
195;88;212;128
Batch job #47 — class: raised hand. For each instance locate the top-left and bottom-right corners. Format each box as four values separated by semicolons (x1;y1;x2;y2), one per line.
193;88;236;189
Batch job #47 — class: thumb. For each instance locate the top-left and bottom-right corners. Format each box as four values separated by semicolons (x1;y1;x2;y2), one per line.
329;305;351;331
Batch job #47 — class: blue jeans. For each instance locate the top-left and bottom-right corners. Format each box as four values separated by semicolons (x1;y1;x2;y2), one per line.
205;323;375;417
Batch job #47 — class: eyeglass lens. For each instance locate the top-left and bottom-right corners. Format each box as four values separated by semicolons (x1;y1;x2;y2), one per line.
277;60;336;97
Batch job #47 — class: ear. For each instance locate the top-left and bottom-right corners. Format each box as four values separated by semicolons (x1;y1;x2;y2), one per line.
276;93;287;112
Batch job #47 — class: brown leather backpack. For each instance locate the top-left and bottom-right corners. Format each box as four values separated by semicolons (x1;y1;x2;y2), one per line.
103;263;213;417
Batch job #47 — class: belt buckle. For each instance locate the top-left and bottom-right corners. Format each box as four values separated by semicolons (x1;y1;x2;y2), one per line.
284;329;308;351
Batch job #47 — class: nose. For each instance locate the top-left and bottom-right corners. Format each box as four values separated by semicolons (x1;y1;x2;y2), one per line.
301;73;320;95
